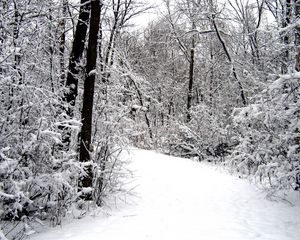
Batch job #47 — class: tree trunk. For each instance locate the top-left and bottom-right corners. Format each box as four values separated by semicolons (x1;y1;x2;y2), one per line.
59;0;67;85
61;0;90;148
13;1;22;84
211;15;247;106
79;0;101;194
64;0;90;115
187;21;196;122
128;75;153;140
295;0;300;71
282;0;292;73
102;0;121;84
209;40;214;109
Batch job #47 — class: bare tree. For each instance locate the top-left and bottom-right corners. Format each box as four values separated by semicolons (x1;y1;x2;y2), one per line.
210;13;247;105
79;0;102;196
64;0;90;116
164;0;200;122
59;0;68;84
295;0;300;70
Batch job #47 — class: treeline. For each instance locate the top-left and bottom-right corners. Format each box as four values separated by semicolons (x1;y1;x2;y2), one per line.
121;0;300;192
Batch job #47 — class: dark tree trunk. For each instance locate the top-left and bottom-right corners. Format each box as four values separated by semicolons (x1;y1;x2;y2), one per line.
295;0;300;71
187;22;195;122
13;1;22;84
64;0;90;115
59;0;67;85
79;0;101;193
102;0;121;84
49;8;54;92
211;15;247;106
61;0;90;148
282;0;292;73
186;43;195;122
209;40;214;108
128;75;153;140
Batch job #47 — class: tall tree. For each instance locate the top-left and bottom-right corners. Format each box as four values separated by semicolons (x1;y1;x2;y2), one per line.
62;0;90;147
59;0;68;84
283;0;292;73
79;0;102;194
211;13;247;106
187;17;196;122
165;0;200;122
295;0;300;71
64;0;90;116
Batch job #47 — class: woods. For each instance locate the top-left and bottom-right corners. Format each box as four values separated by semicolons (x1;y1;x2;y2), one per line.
0;0;300;239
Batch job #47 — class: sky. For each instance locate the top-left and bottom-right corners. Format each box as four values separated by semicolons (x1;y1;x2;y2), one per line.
132;0;164;29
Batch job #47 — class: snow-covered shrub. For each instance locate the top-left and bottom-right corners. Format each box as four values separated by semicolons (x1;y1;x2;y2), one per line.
0;3;87;238
88;60;140;206
156;103;227;160
0;84;82;224
227;73;300;191
158;121;203;158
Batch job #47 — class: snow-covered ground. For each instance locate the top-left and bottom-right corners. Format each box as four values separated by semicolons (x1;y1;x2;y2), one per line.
28;149;300;240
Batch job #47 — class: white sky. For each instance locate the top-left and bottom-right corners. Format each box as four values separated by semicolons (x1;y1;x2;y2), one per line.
131;0;165;29
131;0;275;30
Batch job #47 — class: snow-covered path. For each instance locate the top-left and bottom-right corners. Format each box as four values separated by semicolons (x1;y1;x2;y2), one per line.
30;149;300;240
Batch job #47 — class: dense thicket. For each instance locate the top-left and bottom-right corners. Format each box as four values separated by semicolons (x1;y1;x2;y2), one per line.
0;0;147;238
120;0;300;193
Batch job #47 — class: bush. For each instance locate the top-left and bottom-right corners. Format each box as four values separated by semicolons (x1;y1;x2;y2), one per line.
227;73;300;191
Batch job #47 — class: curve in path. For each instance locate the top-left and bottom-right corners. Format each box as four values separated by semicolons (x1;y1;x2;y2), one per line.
29;149;300;240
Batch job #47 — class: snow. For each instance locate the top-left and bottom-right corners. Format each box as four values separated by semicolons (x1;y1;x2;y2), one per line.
132;104;148;112
88;69;97;76
28;149;300;240
0;230;8;240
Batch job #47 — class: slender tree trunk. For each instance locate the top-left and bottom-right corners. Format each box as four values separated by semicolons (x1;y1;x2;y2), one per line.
61;0;90;148
13;1;22;84
295;0;300;71
59;0;67;85
79;0;101;193
282;0;292;73
64;0;90;115
128;75;153;140
102;0;121;84
211;15;247;106
209;40;214;109
187;21;196;122
48;8;54;92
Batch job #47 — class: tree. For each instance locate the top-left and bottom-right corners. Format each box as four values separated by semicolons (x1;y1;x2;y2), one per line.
79;0;102;197
165;0;200;122
0;0;86;231
295;0;300;70
59;0;68;84
210;13;247;106
0;0;150;237
64;0;90;116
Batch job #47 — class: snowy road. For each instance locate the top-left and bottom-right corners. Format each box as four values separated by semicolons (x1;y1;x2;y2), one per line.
30;149;300;240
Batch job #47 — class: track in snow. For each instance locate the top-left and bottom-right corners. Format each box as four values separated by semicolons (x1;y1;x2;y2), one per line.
29;149;300;240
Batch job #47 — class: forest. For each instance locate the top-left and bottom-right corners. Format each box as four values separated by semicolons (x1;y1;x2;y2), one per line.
0;0;300;239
